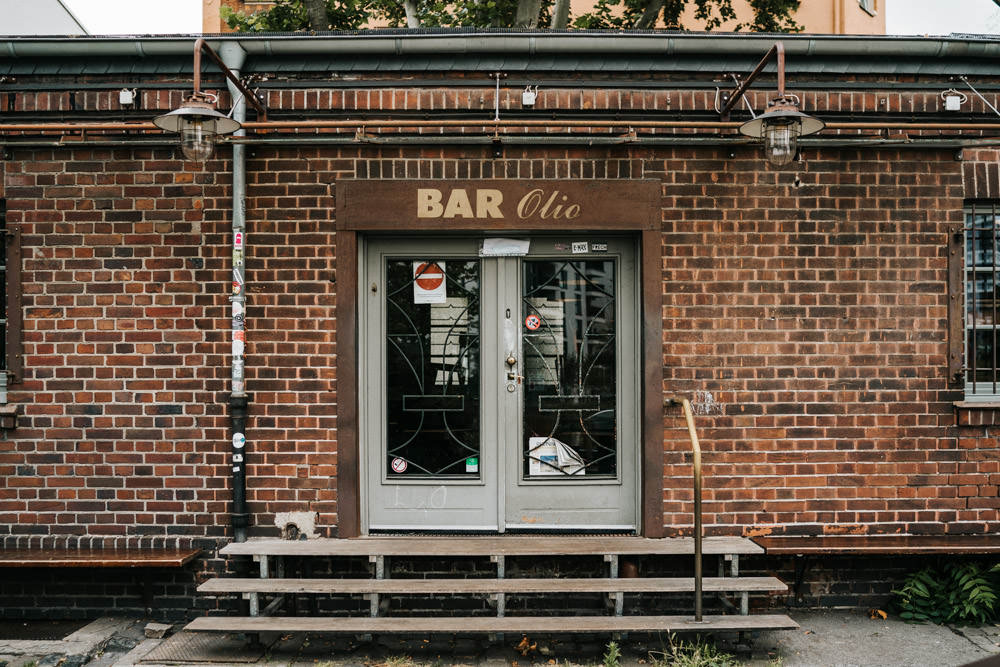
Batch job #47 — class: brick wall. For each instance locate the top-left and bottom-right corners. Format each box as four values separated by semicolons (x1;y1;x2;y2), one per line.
2;78;999;615
655;146;998;537
2;141;992;542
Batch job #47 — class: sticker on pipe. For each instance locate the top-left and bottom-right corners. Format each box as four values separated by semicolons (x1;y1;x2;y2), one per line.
391;457;408;473
413;261;446;304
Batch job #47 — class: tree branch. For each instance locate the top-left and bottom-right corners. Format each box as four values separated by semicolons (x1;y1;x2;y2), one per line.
634;0;665;29
551;0;570;29
303;0;328;30
515;0;543;28
403;0;421;27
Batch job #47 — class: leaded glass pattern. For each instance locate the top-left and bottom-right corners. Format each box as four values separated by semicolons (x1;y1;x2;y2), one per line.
521;259;617;477
384;259;481;476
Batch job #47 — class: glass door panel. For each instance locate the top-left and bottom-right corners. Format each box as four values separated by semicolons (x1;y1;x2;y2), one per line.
385;259;481;477
504;238;638;531
364;240;499;532
522;259;618;478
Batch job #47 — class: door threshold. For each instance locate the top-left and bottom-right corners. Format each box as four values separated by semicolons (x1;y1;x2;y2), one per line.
505;525;637;533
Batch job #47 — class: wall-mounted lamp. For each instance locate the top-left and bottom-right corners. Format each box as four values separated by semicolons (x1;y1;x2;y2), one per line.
721;43;824;168
739;96;824;167
152;39;266;161
153;93;240;160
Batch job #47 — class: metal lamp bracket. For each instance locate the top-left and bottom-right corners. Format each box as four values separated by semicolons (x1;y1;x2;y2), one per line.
719;42;788;122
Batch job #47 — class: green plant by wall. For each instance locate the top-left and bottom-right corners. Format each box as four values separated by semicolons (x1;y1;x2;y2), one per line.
892;561;1000;625
602;640;622;667
647;634;741;667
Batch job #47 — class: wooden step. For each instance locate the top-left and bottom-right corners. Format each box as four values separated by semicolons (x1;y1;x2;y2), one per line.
185;614;798;634
199;576;786;595
220;536;762;558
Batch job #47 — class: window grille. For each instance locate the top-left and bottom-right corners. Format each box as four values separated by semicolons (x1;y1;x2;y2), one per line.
965;202;1000;396
0;198;5;374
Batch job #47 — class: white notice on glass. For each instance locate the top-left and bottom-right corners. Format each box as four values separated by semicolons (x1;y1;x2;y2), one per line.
480;238;530;257
413;261;447;304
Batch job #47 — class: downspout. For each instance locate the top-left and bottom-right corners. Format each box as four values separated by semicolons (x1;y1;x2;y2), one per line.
220;42;250;542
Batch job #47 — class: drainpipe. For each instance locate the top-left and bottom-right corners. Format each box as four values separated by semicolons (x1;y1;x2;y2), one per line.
220;42;250;543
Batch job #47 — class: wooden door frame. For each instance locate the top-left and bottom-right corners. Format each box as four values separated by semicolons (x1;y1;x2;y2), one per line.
335;180;664;538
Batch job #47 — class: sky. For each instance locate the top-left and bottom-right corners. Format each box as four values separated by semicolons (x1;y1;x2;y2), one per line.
62;0;201;34
885;0;1000;35
53;0;1000;36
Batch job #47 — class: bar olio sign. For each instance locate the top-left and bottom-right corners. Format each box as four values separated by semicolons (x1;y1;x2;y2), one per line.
336;180;660;230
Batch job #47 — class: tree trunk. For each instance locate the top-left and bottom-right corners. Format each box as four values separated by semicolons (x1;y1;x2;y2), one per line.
403;0;421;28
634;0;665;29
303;0;328;30
515;0;543;28
551;0;570;29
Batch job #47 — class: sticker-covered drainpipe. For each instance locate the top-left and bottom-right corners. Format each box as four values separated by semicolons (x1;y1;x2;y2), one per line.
221;42;250;542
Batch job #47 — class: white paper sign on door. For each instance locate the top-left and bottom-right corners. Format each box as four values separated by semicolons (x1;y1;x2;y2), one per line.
413;261;447;304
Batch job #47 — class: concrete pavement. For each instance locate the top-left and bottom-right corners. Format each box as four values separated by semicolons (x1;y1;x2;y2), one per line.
1;611;998;667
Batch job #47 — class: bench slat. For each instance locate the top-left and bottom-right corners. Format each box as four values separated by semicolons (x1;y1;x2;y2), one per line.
0;548;201;568
753;535;1000;555
220;536;762;557
185;614;798;634
198;576;786;595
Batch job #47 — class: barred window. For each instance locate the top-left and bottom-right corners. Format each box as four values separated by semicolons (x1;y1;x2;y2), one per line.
965;202;1000;396
0;198;20;386
0;198;6;373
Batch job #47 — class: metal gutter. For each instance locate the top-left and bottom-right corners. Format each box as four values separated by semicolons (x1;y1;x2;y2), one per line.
4;32;1000;62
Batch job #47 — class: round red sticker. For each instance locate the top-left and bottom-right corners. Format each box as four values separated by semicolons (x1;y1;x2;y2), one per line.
524;314;542;330
391;457;408;473
414;262;445;291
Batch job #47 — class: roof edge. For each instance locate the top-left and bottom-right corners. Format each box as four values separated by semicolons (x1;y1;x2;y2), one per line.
2;31;1000;60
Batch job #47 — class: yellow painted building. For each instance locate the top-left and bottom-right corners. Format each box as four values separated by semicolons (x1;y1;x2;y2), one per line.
204;0;886;34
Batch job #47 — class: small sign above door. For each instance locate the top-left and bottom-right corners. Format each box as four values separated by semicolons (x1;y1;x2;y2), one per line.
336;180;660;230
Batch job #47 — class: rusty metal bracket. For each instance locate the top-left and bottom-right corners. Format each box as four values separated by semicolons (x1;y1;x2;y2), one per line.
720;42;786;121
191;38;267;120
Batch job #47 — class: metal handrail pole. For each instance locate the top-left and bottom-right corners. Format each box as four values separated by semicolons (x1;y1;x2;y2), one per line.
666;395;703;622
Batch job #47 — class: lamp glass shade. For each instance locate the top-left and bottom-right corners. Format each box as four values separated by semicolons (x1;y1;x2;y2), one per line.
181;122;215;161
763;120;799;167
152;104;241;136
153;99;241;161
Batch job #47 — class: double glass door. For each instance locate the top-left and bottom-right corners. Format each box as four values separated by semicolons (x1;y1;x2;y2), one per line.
361;237;638;532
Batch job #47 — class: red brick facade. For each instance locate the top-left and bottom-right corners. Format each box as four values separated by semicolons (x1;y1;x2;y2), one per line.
2;33;1000;616
3;139;996;541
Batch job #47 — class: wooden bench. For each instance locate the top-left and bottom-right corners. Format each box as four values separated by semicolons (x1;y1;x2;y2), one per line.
752;534;1000;556
0;548;202;568
751;534;1000;601
0;547;202;610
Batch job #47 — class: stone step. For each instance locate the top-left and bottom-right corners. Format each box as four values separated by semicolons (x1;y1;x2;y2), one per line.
199;575;787;595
